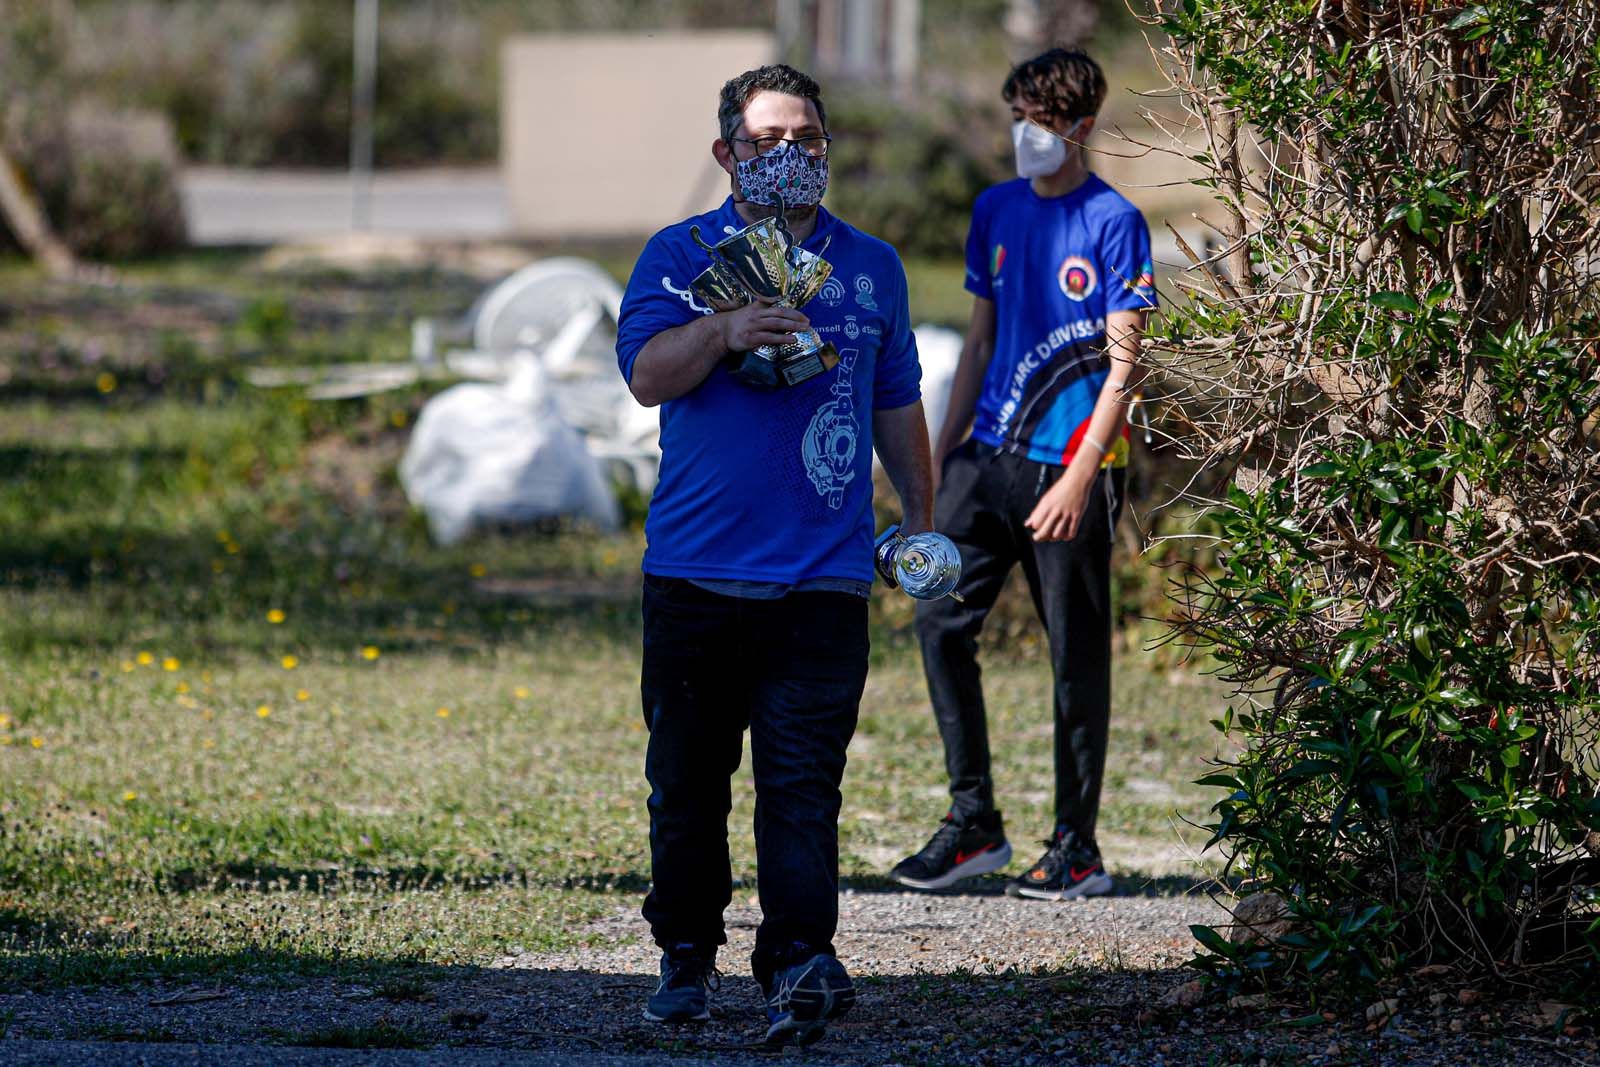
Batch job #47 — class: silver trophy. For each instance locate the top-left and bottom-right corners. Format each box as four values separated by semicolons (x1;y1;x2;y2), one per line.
689;202;839;389
874;525;965;602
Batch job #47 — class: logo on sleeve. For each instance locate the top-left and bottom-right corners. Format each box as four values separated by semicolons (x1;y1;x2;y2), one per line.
990;244;1007;277
1058;256;1097;301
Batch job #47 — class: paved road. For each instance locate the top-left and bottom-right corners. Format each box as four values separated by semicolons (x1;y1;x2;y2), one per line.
3;1039;723;1067
181;168;513;244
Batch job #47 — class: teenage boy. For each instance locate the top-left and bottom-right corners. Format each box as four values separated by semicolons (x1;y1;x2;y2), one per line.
889;48;1156;900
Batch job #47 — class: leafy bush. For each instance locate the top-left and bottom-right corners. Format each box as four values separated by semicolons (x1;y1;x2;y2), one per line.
826;93;1010;259
1;104;187;261
1148;0;1600;995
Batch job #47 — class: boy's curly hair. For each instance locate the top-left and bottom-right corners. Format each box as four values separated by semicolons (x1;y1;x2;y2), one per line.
1002;48;1107;125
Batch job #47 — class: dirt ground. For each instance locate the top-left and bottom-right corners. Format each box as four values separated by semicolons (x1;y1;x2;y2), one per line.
5;886;1595;1066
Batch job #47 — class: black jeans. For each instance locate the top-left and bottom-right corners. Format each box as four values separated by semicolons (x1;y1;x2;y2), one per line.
639;575;868;988
914;440;1124;845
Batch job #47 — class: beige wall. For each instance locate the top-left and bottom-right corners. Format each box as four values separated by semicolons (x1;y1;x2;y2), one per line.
502;31;775;238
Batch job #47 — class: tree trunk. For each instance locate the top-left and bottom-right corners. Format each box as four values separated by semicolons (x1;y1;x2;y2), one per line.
0;139;75;280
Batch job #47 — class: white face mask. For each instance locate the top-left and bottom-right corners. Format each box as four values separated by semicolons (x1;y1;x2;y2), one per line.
1012;118;1080;179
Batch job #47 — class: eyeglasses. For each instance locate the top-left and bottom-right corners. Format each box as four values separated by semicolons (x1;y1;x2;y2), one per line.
728;135;832;159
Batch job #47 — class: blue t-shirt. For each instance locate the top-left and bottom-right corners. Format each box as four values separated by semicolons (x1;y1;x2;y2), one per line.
617;198;922;585
964;175;1157;467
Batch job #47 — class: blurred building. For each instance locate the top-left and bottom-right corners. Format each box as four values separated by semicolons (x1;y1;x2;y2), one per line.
502;4;929;239
501;31;774;238
777;0;921;90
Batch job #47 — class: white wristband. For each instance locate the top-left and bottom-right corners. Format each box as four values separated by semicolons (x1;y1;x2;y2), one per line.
1083;433;1109;456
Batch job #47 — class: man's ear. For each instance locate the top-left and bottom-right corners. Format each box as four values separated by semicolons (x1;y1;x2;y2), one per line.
712;138;736;175
1068;116;1096;144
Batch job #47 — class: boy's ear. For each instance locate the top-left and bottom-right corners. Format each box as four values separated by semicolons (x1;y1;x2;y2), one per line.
712;138;735;175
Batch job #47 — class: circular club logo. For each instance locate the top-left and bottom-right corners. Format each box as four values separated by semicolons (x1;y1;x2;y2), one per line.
1057;255;1097;301
818;276;845;307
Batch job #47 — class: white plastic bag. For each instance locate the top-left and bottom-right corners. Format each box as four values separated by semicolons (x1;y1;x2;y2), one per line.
912;323;964;448
398;356;620;544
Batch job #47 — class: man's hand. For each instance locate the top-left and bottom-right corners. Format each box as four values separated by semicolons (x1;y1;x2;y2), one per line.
719;296;811;352
1025;461;1097;542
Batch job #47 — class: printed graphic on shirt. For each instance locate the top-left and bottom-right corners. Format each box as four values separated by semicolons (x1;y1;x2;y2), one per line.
853;273;878;311
661;274;714;316
1057;255;1097;301
962;176;1156;466
802;348;860;510
819;275;845;307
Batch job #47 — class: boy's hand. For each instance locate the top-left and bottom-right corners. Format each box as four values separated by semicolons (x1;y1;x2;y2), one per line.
1025;461;1097;542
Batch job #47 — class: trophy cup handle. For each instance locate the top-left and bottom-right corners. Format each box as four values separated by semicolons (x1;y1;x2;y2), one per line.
689;226;723;256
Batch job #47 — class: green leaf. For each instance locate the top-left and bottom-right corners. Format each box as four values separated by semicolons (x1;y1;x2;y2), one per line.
1302;461;1339;478
1370;291;1421;314
1370;479;1401;504
1447;6;1489;30
1191;924;1238;958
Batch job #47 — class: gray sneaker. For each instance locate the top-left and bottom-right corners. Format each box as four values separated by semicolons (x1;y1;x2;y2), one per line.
643;946;718;1023
763;951;855;1046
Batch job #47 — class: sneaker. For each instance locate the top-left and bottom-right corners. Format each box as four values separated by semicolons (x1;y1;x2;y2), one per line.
889;810;1011;890
762;950;855;1046
642;944;718;1023
1006;828;1114;900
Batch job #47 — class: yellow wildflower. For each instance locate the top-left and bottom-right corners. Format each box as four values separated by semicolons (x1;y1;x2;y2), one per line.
163;657;180;672
469;563;487;578
176;681;190;694
96;372;117;394
436;707;451;718
513;687;530;700
136;651;154;666
361;646;380;661
30;736;44;748
281;655;298;670
295;689;310;702
122;791;137;802
256;705;272;718
266;609;286;624
121;660;136;672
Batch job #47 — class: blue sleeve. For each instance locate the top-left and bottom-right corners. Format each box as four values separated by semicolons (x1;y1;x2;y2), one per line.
1099;209;1158;313
616;231;706;384
962;192;994;301
873;254;922;410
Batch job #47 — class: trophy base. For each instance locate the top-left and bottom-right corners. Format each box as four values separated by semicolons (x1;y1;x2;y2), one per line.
727;339;840;389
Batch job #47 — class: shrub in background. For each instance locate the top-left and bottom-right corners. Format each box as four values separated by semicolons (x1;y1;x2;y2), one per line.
1148;0;1600;996
826;93;1010;259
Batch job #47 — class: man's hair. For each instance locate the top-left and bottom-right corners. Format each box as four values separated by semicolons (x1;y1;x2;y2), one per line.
1001;48;1106;124
717;64;827;143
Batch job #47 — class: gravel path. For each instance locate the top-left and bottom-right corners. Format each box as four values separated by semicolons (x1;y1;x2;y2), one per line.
4;887;1594;1065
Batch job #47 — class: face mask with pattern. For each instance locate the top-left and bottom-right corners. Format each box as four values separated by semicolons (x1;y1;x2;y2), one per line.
734;142;829;208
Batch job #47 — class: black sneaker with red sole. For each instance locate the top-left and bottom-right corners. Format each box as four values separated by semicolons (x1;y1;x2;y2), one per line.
889;811;1011;890
1006;827;1114;900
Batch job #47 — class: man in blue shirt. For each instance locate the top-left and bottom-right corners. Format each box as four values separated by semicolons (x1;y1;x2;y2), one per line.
889;49;1156;900
616;64;932;1045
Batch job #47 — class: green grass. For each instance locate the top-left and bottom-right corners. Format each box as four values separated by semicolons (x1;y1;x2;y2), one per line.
0;255;1228;992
